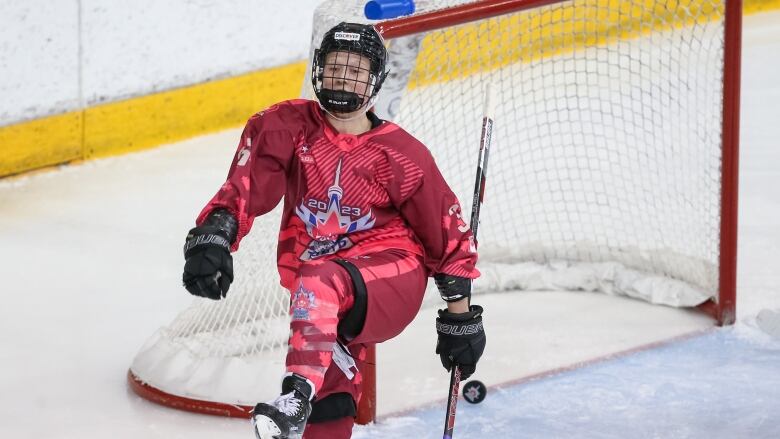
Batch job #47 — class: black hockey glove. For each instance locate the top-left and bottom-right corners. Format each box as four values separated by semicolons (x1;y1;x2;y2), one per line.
182;210;237;300
435;305;486;380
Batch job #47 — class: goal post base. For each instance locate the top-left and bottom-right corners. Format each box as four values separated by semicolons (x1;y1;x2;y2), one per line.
127;369;254;418
697;300;736;326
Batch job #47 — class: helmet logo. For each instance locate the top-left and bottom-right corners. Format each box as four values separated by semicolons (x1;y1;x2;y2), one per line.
334;31;360;41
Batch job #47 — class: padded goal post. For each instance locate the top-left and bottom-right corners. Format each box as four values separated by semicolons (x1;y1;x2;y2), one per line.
128;0;741;424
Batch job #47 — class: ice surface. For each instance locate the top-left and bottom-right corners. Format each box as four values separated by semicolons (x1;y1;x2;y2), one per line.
354;327;780;438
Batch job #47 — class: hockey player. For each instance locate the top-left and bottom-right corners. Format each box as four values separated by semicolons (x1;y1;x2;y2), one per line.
181;22;486;439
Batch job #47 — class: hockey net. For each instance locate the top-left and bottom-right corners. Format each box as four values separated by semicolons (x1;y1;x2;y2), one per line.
129;0;741;423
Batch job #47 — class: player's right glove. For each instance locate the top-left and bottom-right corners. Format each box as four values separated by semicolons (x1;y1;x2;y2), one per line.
182;210;237;300
435;305;486;380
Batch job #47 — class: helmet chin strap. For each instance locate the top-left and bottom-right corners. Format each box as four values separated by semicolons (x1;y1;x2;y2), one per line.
318;93;379;122
321;103;369;121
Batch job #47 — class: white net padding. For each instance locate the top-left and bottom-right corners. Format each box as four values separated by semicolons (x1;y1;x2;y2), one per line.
131;0;729;410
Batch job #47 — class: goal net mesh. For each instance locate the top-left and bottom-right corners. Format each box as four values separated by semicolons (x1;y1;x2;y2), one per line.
131;0;727;410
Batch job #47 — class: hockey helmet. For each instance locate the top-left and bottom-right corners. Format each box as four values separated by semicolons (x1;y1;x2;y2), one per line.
312;22;389;115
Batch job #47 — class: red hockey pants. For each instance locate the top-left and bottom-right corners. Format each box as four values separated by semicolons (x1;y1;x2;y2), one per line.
284;249;428;439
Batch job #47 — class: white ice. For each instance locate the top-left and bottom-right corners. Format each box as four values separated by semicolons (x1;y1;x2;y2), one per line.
1;10;780;439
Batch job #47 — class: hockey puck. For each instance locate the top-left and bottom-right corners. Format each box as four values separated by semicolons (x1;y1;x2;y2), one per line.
462;380;487;404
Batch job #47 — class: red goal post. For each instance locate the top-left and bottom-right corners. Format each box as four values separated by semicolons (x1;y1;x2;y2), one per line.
128;0;742;426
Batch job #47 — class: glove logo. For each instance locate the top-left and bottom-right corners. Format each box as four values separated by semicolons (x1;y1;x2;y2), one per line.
436;321;484;336
182;233;230;254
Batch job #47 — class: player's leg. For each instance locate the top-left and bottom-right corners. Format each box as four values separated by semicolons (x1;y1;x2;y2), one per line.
346;249;428;345
254;249;427;438
303;341;368;438
254;258;356;438
302;249;428;438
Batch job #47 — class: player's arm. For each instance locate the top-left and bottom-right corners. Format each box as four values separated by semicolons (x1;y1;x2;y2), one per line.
183;112;295;300
395;149;486;379
395;149;478;282
196;113;294;248
394;150;478;305
446;297;470;313
433;269;485;381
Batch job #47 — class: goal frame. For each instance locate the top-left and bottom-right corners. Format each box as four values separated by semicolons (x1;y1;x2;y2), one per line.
127;0;742;425
376;0;741;327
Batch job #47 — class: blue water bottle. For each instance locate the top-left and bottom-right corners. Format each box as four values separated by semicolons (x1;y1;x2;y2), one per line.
364;0;416;20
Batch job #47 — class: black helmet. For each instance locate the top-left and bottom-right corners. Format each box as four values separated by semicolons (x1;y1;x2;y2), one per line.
312;22;389;115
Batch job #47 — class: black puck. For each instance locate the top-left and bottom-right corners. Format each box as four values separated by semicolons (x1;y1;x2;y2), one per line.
462;380;487;404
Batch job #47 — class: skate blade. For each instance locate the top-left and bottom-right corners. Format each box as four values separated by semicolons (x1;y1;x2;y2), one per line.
252;414;283;439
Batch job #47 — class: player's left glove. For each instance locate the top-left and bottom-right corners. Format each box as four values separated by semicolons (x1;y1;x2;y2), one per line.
435;305;486;380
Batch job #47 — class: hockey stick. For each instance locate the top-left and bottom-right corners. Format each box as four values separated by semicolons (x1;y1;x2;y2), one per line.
442;83;496;439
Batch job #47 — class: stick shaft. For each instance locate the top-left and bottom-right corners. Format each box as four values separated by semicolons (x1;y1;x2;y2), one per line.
442;83;496;439
469;83;496;242
442;365;462;439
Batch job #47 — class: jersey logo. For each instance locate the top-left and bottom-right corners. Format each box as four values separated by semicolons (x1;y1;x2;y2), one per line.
295;158;375;260
298;143;314;164
291;281;317;321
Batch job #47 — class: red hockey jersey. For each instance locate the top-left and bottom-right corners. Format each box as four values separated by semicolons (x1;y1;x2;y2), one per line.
197;99;478;290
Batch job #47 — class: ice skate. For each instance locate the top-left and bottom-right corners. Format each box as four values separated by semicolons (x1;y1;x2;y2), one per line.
252;374;314;439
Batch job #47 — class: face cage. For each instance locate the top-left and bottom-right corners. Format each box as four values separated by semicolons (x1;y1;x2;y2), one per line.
312;49;383;117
